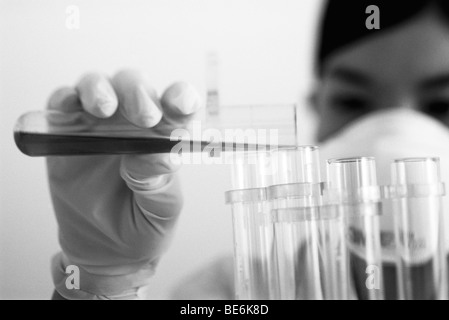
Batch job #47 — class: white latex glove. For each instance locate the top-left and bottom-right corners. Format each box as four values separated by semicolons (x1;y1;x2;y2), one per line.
47;70;201;300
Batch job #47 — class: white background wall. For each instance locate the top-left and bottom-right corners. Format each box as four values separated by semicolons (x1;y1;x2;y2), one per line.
0;0;322;299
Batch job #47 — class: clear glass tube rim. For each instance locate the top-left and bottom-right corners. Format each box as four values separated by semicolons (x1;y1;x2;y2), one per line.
327;156;375;165
391;157;442;185
393;157;440;164
326;156;378;191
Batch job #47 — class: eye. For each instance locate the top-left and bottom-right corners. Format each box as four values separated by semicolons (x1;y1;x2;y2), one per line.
330;94;370;113
422;100;449;117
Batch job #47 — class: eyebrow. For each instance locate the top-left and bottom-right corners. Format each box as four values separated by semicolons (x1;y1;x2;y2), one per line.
327;66;373;88
420;73;449;91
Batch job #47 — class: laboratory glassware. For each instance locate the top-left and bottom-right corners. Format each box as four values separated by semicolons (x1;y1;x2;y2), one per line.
14;104;298;156
268;146;349;300
389;157;446;300
225;151;280;300
326;157;384;300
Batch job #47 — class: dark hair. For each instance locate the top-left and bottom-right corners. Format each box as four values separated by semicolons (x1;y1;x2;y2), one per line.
316;0;449;75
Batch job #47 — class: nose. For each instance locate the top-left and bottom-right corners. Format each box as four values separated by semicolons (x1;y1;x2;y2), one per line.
378;96;419;112
378;96;449;124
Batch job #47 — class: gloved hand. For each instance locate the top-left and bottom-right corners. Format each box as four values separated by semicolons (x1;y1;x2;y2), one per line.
47;70;202;300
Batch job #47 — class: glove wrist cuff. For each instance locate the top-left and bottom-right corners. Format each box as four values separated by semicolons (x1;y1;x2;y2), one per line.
51;252;154;300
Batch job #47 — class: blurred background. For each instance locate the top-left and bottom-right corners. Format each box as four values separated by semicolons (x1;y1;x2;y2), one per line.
0;0;322;299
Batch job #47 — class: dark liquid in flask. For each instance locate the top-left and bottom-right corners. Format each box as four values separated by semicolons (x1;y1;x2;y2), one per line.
14;132;207;156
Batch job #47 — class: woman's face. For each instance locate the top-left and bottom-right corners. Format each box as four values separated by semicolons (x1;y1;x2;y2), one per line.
314;11;449;142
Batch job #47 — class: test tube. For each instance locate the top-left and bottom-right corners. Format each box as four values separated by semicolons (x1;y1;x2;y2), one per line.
271;146;321;186
326;157;384;300
14;104;299;157
268;146;348;300
230;150;273;190
268;183;322;300
316;204;349;300
390;158;446;300
225;151;280;300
